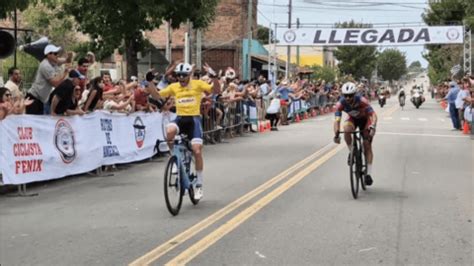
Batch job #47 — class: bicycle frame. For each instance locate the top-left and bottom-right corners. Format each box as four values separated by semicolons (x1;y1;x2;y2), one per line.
172;136;195;190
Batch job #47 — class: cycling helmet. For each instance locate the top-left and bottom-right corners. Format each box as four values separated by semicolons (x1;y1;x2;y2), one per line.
225;67;236;80
341;82;357;95
174;63;192;75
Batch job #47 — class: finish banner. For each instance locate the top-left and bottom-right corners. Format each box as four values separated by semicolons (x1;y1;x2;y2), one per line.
0;111;171;185
276;26;464;46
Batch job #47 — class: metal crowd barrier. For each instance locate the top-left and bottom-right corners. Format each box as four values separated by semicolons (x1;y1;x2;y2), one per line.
202;99;250;144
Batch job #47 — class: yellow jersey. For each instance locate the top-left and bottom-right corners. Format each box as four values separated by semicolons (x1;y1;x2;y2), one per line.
159;80;212;116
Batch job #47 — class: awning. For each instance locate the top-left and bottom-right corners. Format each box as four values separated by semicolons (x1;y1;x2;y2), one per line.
251;54;287;71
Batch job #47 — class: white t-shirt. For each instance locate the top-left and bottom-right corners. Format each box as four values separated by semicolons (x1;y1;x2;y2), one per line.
455;89;469;109
4;80;22;99
266;98;281;114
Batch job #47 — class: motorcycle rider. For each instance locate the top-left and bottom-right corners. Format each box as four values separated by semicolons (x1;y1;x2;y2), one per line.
378;86;386;107
398;87;406;107
411;86;425;107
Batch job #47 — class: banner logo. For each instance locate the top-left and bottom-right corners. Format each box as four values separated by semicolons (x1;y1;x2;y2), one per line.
54;119;76;164
446;28;460;41
133;117;146;148
283;30;297;43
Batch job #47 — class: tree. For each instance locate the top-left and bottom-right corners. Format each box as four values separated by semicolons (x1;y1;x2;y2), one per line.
310;65;337;83
0;0;30;19
333;21;378;81
22;3;78;50
422;0;474;84
376;49;407;83
408;61;422;69
256;25;273;44
62;0;219;77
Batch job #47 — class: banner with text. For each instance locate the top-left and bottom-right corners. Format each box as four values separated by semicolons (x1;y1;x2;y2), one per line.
276;26;464;46
0;111;170;185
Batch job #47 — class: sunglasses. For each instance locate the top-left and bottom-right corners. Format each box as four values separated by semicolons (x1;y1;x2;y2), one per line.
49;52;58;56
345;94;355;99
177;73;189;78
5;93;12;97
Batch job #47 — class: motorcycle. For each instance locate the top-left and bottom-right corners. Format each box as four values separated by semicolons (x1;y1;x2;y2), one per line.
378;95;386;108
411;91;424;109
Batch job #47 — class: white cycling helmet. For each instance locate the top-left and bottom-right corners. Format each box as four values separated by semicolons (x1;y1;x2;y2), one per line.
341;82;357;95
225;67;236;80
174;63;192;75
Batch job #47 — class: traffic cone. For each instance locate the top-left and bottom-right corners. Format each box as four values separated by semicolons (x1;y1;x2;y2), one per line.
462;121;470;135
266;120;271;131
441;101;447;109
295;114;301;123
259;122;265;133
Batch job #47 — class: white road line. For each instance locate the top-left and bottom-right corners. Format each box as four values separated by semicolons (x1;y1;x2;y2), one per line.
401;117;410;121
378;132;468;138
418;118;428;121
384;117;393;120
315;117;327;121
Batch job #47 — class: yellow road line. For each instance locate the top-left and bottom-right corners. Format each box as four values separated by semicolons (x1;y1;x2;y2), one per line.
165;145;345;265
381;104;399;117
132;102;399;265
129;143;335;266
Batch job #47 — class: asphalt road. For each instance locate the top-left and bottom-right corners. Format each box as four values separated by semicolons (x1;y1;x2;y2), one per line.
0;93;472;266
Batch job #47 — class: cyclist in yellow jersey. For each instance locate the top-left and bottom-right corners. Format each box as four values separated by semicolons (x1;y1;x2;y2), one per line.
148;63;212;200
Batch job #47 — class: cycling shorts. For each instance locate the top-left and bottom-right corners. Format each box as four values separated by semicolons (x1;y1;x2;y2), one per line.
344;117;373;141
168;116;203;145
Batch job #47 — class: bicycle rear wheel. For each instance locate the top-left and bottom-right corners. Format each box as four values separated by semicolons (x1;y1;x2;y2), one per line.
349;146;359;199
164;156;183;216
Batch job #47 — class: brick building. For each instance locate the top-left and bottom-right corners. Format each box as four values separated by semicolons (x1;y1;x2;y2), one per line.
146;0;258;78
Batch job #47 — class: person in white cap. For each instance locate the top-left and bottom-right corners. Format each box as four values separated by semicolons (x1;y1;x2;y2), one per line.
25;44;70;115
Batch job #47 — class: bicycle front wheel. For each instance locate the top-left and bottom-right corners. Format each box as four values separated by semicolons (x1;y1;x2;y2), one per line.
349;147;359;199
164;156;183;216
358;147;366;191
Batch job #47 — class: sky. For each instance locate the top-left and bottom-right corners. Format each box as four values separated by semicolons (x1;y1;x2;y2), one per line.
257;0;430;67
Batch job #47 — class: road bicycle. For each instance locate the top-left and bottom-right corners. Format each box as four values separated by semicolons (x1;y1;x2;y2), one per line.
163;134;199;216
399;95;406;110
340;130;368;199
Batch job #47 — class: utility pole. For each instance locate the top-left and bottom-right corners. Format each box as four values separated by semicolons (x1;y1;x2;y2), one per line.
285;0;292;79
184;20;192;64
296;18;300;69
14;7;17;68
463;25;472;75
247;0;253;80
196;29;202;71
165;20;172;63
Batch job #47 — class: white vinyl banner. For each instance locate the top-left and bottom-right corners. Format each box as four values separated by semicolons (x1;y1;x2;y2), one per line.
276;26;464;46
0;111;170;185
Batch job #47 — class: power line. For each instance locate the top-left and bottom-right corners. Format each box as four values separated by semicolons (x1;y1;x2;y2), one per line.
258;0;430;11
258;3;423;12
257;8;273;24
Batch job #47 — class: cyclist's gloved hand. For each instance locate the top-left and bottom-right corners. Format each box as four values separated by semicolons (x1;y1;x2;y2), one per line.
333;131;341;144
369;125;376;137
